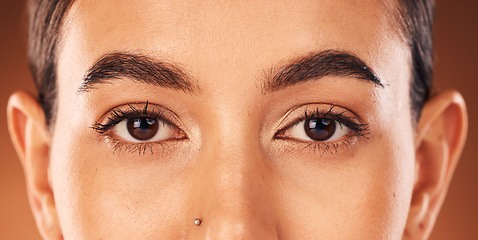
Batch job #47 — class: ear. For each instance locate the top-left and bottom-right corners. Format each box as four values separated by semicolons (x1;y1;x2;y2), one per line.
403;90;468;239
7;91;62;240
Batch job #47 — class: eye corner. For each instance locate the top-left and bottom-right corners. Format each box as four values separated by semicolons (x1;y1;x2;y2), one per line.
272;121;298;140
91;122;110;134
273;130;287;140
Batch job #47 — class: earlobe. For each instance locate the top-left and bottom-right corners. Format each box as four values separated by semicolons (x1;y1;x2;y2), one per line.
7;91;62;240
404;90;468;240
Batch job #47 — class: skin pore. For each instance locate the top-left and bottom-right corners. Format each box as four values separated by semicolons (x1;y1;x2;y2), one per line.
7;0;468;239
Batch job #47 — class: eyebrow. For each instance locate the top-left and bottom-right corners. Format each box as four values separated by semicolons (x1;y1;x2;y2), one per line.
80;50;382;94
262;50;383;93
79;52;196;93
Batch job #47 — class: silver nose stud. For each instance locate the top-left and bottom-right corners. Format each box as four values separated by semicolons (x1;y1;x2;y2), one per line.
194;218;202;226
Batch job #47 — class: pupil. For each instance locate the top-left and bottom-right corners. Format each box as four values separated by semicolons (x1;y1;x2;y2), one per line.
304;118;336;141
127;117;159;140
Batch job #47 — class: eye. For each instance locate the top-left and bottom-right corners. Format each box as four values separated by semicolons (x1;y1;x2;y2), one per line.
113;117;178;142
285;117;350;142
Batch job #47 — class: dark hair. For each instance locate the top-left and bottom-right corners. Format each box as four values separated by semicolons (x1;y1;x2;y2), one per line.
398;0;435;121
27;0;434;126
27;0;74;126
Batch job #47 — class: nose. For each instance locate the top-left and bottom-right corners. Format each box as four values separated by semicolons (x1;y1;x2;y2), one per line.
188;132;279;239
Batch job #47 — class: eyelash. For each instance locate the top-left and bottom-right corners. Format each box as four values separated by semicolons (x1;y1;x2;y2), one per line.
274;105;370;156
92;103;180;154
93;103;369;156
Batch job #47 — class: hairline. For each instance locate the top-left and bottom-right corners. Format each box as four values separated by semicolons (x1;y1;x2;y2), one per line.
31;0;430;129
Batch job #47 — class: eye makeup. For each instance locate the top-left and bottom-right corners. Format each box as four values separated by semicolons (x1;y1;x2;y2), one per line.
92;101;370;157
92;102;187;155
274;104;370;156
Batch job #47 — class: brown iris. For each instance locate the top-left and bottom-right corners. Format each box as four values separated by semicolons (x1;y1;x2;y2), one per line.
304;118;336;141
127;117;159;140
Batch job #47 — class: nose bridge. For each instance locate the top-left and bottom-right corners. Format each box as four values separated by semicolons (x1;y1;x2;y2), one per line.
205;129;263;206
191;103;278;239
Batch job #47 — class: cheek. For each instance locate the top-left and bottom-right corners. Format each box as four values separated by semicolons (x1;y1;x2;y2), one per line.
48;122;194;238
358;133;416;238
275;142;415;239
269;114;416;239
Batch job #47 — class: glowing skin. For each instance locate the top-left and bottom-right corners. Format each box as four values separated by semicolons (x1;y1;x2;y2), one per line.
53;1;412;238
7;0;468;239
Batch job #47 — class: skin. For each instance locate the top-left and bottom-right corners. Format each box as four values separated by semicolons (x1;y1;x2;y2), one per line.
6;0;468;239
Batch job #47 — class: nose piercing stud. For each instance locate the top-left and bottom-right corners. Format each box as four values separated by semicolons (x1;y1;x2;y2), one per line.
194;218;202;226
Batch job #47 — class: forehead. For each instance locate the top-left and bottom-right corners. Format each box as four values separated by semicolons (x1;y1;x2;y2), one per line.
59;0;404;79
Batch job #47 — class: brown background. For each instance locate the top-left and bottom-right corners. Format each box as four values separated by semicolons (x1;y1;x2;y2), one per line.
0;0;476;239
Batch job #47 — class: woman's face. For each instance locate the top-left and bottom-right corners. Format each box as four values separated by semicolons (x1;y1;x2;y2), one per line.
52;0;415;238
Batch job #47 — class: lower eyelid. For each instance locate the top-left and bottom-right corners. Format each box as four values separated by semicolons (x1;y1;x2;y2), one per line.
104;135;166;155
274;134;361;156
100;128;187;155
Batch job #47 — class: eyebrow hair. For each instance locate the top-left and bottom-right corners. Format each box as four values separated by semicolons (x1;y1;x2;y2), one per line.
79;52;196;93
262;50;383;93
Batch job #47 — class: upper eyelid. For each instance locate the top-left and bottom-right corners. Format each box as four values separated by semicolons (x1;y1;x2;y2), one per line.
275;113;354;139
274;104;364;133
94;103;186;133
95;102;365;137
